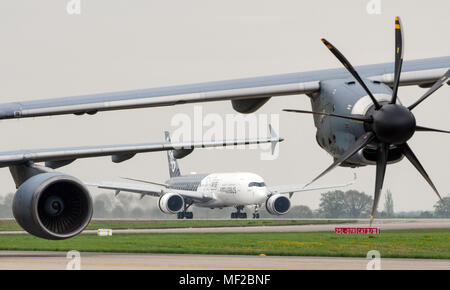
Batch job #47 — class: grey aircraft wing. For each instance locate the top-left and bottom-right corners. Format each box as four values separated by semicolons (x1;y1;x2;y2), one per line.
0;132;282;169
0;57;449;119
86;181;214;202
267;174;357;198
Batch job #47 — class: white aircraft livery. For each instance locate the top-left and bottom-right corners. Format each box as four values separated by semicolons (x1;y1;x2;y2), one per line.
88;131;356;219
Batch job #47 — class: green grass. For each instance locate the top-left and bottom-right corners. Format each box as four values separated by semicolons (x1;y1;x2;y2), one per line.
0;229;448;259
0;219;356;231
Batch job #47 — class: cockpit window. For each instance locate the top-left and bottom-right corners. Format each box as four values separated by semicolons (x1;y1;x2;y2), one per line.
248;182;266;187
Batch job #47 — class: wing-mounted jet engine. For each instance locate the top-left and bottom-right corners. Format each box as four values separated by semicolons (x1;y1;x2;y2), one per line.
265;194;291;215
158;193;185;214
11;165;93;240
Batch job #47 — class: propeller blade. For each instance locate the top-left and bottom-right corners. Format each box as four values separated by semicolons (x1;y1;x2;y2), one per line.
283;109;372;123
304;131;375;187
415;125;450;134
321;38;381;110
400;143;443;201
391;16;404;104
408;68;450;110
371;143;389;223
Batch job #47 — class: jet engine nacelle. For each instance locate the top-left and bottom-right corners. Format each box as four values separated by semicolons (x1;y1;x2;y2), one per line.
12;172;93;240
158;193;185;214
265;194;291;215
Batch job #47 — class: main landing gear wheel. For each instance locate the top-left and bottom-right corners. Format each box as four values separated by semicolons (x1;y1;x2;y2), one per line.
177;212;193;219
231;206;247;219
177;201;194;219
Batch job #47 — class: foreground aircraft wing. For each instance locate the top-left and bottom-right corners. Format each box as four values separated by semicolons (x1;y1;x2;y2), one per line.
0;57;449;119
86;181;213;202
0;132;282;169
268;174;357;197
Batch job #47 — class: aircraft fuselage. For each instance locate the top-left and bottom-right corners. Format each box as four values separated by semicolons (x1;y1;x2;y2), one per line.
166;172;268;208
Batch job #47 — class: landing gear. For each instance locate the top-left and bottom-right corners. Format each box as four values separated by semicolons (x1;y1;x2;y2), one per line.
252;205;260;219
177;201;194;219
231;212;247;219
177;211;193;219
231;206;247;219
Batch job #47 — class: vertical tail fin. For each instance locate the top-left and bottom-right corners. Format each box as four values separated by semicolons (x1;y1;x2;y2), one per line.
165;131;181;177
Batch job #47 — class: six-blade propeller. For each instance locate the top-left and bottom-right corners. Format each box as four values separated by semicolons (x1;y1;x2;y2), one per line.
284;16;449;224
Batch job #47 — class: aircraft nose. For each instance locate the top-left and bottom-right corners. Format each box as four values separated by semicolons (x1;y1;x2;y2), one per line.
254;188;269;200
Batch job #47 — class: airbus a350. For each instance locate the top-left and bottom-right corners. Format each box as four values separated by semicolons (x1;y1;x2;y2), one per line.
88;130;355;219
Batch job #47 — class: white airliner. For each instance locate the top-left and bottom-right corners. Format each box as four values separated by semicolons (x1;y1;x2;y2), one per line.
88;131;356;219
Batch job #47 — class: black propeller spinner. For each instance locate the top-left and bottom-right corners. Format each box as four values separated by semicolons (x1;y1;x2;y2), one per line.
284;16;450;224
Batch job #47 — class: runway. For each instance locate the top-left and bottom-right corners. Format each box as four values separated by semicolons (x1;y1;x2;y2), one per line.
0;219;448;270
0;218;449;235
101;218;450;234
0;251;448;270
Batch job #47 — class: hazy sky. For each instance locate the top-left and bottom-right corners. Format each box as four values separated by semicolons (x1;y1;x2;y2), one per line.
0;0;449;212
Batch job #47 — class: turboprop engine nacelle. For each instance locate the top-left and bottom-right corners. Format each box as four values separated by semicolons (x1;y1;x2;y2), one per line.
158;193;185;214
265;194;291;215
12;172;93;240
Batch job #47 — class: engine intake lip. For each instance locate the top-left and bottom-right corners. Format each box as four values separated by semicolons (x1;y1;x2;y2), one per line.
158;193;185;214
266;195;291;215
361;146;404;165
34;176;92;239
14;173;93;240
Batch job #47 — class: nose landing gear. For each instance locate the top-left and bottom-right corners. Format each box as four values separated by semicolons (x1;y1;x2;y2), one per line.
252;205;260;219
